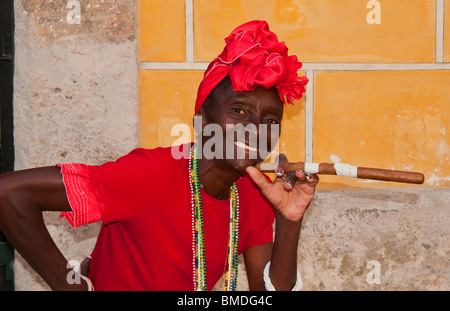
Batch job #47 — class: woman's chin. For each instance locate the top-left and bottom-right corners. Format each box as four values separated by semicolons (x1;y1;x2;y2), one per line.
228;157;262;175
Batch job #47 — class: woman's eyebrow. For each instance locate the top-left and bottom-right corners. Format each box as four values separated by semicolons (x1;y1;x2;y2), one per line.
227;97;256;105
262;104;283;117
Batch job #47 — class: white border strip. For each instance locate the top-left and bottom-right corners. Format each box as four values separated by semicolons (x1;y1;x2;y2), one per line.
436;0;445;63
185;0;194;62
139;62;450;71
305;71;314;163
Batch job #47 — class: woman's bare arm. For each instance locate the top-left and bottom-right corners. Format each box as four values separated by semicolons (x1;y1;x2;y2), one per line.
0;166;88;290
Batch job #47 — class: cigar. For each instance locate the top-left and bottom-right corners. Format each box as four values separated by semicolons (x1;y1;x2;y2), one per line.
256;162;425;184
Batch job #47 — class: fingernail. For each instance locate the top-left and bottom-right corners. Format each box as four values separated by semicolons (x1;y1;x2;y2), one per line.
276;168;283;176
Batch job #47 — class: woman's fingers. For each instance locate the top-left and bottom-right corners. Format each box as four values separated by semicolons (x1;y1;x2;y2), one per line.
80;256;91;276
246;166;271;192
284;172;298;189
303;171;320;188
275;154;288;177
276;154;304;189
258;154;320;191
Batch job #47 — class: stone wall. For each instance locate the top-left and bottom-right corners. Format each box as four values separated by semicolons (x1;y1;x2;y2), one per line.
13;0;138;290
297;188;449;290
227;188;449;291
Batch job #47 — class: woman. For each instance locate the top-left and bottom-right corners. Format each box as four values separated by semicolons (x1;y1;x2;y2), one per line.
0;20;317;291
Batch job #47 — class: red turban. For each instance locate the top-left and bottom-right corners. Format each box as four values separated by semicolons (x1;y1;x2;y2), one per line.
194;20;309;114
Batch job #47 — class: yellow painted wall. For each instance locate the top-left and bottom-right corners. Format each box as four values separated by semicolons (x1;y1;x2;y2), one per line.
138;0;185;62
314;71;450;188
139;70;203;148
194;0;436;63
138;0;449;188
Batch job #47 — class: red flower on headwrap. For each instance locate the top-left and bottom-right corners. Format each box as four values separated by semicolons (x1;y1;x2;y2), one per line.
195;20;308;114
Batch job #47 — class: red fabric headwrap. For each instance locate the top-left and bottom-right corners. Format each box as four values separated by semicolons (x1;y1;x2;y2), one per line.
194;20;309;114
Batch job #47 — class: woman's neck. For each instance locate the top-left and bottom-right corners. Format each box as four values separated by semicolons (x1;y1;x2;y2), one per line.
197;157;242;200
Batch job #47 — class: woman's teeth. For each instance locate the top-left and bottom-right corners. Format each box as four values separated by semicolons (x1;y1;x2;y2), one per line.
234;141;257;152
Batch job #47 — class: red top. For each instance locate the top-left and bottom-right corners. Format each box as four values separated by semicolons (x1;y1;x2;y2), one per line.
58;146;275;290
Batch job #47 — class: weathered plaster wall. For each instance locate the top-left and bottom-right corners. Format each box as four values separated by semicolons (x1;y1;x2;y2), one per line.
226;188;449;291
13;0;138;290
298;188;449;290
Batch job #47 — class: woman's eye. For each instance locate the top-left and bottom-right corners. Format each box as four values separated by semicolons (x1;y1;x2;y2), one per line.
232;108;245;115
266;118;279;124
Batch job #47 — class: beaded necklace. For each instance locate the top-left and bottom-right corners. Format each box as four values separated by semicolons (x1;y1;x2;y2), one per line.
188;144;240;291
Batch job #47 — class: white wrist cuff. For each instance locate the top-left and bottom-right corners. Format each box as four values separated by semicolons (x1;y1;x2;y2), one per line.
263;261;302;291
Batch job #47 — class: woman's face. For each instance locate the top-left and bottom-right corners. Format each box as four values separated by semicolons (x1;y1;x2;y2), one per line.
198;77;283;173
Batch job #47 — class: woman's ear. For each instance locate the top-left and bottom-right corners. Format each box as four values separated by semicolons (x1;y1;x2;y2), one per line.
195;106;209;126
193;108;208;136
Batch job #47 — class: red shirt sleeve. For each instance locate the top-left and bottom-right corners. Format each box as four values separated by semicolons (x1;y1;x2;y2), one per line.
58;148;157;228
58;163;101;228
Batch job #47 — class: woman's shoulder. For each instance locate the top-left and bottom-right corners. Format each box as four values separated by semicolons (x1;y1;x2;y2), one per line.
124;143;191;165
